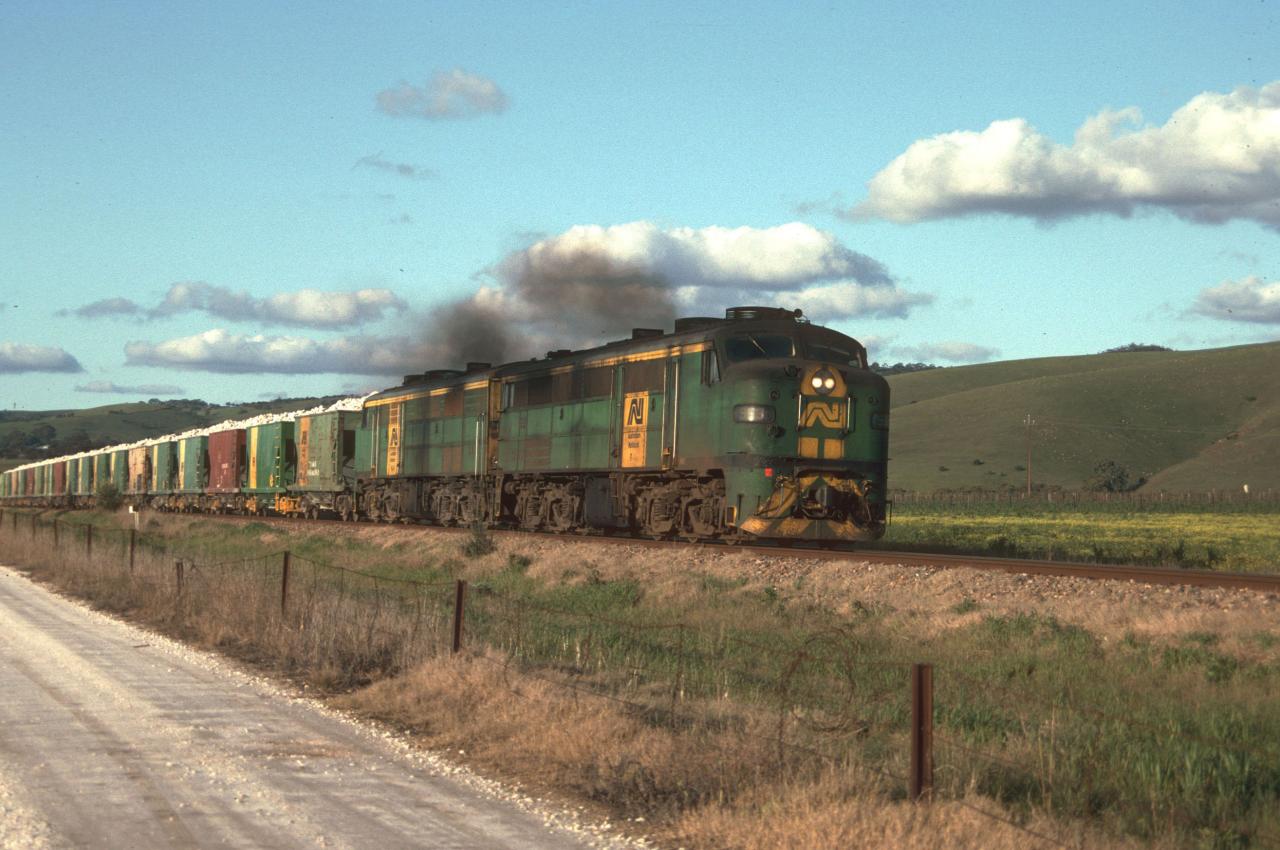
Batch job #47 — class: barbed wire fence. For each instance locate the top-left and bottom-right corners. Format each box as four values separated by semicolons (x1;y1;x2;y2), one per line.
2;507;1277;848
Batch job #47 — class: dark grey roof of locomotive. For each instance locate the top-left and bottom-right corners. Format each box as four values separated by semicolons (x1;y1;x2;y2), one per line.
364;307;841;402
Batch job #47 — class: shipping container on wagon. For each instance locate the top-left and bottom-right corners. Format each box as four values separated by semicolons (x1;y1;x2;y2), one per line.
295;411;364;492
66;458;80;497
53;461;67;496
126;446;150;495
177;436;209;493
207;429;245;493
151;441;178;494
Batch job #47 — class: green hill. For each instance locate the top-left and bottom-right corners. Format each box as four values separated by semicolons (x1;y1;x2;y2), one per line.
886;341;1280;493
0;396;340;471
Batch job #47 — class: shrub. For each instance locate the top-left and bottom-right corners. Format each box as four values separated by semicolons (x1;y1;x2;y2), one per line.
462;522;496;557
95;482;123;511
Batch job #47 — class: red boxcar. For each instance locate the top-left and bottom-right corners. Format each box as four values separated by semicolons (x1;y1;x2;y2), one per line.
207;429;245;493
53;462;67;495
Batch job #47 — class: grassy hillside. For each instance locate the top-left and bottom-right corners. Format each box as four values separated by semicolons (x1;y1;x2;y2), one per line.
0;396;339;471
887;341;1280;493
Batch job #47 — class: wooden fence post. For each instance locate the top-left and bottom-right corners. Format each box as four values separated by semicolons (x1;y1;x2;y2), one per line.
280;550;291;617
175;560;184;596
910;663;934;801
53;519;59;546
85;524;93;559
452;579;467;654
128;529;136;571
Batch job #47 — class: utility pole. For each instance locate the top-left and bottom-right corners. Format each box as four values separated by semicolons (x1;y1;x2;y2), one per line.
1024;414;1034;496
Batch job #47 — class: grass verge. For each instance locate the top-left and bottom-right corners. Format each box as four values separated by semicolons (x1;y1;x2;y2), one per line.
3;507;1277;848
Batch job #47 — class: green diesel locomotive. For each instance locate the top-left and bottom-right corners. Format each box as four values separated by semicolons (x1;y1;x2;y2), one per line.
358;306;888;542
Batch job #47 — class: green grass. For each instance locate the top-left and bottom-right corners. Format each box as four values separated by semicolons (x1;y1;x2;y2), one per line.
13;509;1277;846
877;498;1280;573
887;341;1280;493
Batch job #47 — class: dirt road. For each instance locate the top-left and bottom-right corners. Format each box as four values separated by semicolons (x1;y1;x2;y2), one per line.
0;565;621;850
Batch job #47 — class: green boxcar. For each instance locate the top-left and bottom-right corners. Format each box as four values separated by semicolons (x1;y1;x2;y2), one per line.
245;421;295;496
77;454;95;496
109;449;128;491
151;441;178;494
177;436;208;493
93;454;111;493
296;411;364;492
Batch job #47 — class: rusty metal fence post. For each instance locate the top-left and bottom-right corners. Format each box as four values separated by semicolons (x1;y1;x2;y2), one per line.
280;550;291;617
910;663;934;801
128;529;136;572
452;579;467;654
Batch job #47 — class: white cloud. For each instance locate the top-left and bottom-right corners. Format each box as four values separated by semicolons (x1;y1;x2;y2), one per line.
892;341;1001;363
0;342;82;373
58;297;143;318
853;82;1280;230
124;329;425;375
75;381;185;395
1191;276;1280;323
375;69;508;120
147;283;407;328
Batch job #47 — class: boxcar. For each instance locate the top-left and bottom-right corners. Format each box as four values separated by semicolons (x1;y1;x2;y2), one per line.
244;421;294;514
292;410;368;518
207;429;245;510
126;446;150;497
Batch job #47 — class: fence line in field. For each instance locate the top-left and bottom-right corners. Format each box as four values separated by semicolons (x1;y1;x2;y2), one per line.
2;507;1275;849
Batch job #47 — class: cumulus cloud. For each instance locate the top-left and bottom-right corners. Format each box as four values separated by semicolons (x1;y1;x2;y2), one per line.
418;221;931;366
75;381;185;395
375;69;508;120
1191;276;1280;323
0;342;83;373
892;341;1001;363
124;329;428;375
57;297;143;318
355;153;435;181
65;282;410;329
853;82;1280;230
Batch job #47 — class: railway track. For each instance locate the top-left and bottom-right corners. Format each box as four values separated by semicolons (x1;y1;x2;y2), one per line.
143;511;1280;595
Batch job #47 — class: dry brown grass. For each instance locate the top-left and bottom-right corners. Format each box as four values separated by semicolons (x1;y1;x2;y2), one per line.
344;652;1154;850
2;512;1254;849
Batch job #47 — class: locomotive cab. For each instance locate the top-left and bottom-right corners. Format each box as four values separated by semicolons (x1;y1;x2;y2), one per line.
710;308;889;543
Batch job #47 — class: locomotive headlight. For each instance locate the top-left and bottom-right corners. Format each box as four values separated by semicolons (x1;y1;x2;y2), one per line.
733;404;776;424
812;368;836;395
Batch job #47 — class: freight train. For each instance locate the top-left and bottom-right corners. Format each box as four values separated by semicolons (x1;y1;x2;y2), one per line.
1;307;890;543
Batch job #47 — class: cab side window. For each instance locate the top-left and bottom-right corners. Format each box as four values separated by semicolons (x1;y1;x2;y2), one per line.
701;349;720;385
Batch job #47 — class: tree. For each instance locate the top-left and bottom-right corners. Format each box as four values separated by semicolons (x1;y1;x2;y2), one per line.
1086;460;1131;492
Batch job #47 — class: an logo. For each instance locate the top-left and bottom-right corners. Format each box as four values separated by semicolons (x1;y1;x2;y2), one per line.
801;399;844;429
626;397;646;427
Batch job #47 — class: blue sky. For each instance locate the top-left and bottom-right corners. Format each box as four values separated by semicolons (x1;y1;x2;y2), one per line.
2;0;1278;408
